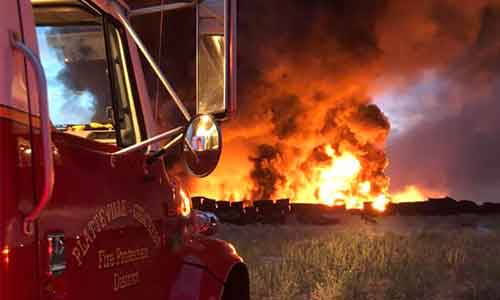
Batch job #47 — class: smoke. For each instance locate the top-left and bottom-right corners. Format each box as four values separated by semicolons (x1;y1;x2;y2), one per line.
380;1;500;203
249;144;286;199
44;26;113;124
385;3;500;202
192;0;394;201
191;0;500;203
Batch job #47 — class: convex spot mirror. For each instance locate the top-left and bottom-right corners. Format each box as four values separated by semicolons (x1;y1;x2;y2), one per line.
196;0;237;118
183;114;222;177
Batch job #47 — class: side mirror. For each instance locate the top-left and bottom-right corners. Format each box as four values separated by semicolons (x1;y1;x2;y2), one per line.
196;0;237;118
182;114;222;177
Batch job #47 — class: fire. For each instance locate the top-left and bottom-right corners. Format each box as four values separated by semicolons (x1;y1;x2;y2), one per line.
317;151;360;205
292;145;389;210
371;194;390;212
192;143;393;211
391;185;426;203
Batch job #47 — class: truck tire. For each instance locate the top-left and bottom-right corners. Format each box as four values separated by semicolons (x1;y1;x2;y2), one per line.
222;263;249;300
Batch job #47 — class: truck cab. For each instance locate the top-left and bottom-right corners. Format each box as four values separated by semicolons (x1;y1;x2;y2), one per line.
0;0;247;299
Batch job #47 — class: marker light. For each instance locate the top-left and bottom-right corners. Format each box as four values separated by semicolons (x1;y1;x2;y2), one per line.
179;189;192;217
2;246;10;264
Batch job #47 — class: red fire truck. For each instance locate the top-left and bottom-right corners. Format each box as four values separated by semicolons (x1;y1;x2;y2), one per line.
0;0;248;299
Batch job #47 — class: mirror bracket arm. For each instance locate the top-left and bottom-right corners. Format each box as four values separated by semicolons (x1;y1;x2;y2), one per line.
110;0;192;122
112;126;184;157
129;1;198;17
146;133;184;164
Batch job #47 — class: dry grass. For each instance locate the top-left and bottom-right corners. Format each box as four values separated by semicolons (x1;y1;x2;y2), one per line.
216;215;500;300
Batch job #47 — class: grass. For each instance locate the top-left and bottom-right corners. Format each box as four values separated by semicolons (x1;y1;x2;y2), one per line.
217;215;500;300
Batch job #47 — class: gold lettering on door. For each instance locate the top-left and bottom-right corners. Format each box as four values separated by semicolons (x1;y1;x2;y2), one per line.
113;271;140;291
97;247;149;269
71;200;160;267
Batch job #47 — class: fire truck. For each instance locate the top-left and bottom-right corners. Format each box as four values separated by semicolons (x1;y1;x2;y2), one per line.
0;0;248;299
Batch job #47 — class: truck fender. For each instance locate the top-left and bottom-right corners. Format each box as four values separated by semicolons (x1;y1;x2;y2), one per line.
171;236;249;300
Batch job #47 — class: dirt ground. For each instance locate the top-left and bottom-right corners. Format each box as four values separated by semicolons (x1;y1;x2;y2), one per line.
216;214;500;300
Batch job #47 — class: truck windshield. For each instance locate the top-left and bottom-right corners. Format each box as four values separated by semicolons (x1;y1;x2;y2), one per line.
36;24;113;129
34;3;141;147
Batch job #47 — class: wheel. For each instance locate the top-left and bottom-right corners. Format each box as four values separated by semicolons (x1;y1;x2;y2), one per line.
222;263;249;300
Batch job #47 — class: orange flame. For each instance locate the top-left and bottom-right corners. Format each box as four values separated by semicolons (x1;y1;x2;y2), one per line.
290;145;389;210
391;185;426;203
192;143;396;211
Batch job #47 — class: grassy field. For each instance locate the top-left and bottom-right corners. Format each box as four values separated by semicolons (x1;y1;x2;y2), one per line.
217;214;500;300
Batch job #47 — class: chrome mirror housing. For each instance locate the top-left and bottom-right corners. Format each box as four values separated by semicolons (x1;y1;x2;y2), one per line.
182;114;222;177
196;0;237;118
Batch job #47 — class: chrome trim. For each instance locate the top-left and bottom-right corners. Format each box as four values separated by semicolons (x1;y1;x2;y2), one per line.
10;32;55;235
145;133;184;164
160;133;184;151
195;3;199;114
110;1;192;122
112;126;183;156
196;0;237;116
199;3;224;22
227;0;237;115
31;0;80;5
129;1;197;17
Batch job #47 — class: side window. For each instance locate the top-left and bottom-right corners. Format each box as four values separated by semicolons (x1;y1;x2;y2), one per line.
131;8;197;132
34;3;141;147
104;21;142;147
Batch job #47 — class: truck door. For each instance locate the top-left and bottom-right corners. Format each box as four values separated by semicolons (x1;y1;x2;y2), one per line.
0;0;43;300
29;1;174;299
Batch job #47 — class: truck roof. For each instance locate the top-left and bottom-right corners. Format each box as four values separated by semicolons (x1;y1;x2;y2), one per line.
31;0;79;4
31;0;130;10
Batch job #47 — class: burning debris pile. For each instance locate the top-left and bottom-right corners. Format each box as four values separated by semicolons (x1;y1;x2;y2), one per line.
188;0;500;209
246;108;391;211
191;96;392;210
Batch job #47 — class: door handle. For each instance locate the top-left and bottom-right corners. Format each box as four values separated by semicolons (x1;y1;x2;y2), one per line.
10;32;55;235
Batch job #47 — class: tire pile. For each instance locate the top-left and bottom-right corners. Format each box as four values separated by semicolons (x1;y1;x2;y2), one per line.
386;197;500;216
192;196;500;225
192;197;344;225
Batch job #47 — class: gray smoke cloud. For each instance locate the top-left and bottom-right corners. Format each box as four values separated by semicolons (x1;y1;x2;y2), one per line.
385;4;500;202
